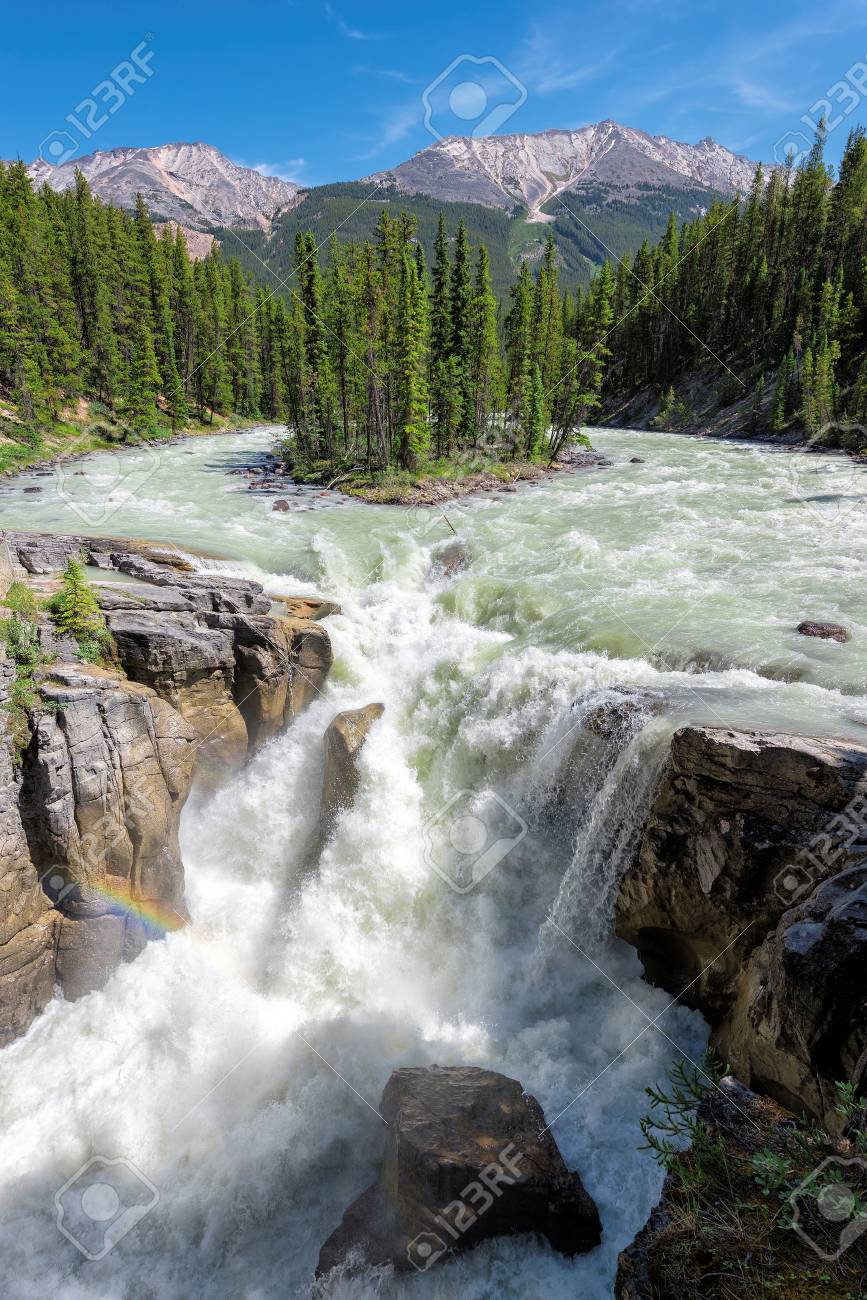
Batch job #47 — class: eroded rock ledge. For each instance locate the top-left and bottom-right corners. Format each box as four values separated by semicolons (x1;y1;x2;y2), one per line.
614;725;867;1127
614;724;867;1296
0;530;335;1044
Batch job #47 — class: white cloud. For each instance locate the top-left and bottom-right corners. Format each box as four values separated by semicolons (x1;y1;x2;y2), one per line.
246;158;307;184
324;3;387;41
517;27;617;95
353;100;423;160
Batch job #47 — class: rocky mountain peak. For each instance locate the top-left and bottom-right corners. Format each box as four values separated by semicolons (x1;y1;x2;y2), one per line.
26;141;302;231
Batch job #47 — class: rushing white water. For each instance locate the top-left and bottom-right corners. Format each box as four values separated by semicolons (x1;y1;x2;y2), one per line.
0;428;865;1299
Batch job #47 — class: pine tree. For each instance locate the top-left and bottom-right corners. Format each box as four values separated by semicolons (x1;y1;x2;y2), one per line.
395;251;429;469
469;245;502;445
449;221;475;450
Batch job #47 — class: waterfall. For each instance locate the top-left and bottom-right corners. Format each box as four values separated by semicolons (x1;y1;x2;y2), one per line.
0;426;864;1298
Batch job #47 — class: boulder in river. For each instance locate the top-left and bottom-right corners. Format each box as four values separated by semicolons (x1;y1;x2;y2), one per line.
317;1064;601;1277
796;620;850;642
272;498;290;512
319;703;384;838
432;539;470;576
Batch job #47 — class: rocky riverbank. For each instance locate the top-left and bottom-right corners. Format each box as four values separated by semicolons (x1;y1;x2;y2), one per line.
0;529;334;1043
612;722;867;1297
599;375;867;456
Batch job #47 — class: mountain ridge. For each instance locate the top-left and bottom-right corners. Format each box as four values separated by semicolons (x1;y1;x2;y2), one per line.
19;124;765;234
25;141;302;231
366;121;763;220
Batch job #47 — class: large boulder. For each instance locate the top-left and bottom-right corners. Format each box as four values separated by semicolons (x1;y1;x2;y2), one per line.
317;1065;601;1277
319;704;384;838
615;726;867;1022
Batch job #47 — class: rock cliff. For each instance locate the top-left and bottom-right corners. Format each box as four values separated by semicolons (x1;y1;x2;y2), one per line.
0;530;334;1043
614;724;867;1296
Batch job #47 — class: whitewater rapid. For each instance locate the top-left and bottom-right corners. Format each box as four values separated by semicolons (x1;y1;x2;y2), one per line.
0;428;865;1298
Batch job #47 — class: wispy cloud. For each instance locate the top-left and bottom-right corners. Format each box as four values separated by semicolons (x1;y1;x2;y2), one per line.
517;27;617;94
731;80;799;113
353;100;422;161
324;2;387;41
245;157;307;184
353;65;418;85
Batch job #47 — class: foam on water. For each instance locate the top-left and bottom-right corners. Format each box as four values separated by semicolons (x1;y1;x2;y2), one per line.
0;427;865;1298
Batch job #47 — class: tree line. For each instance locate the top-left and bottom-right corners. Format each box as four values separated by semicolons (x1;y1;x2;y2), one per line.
0;160;612;471
1;121;865;473
597;123;867;436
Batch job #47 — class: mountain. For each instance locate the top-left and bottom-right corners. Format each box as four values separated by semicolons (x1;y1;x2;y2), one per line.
369;122;764;218
26;142;301;230
368;121;760;220
20;125;766;295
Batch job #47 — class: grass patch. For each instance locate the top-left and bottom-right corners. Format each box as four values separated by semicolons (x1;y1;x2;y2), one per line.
635;1057;867;1299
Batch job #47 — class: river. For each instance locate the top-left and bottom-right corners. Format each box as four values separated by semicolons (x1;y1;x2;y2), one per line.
0;427;865;1299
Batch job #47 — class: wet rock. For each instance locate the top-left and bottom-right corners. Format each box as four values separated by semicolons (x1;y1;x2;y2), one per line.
629;457;646;463
107;611;248;773
720;863;867;1126
278;596;340;621
23;485;41;493
0;720;60;1044
320;704;384;838
615;726;867;1022
578;686;665;739
317;1065;601;1277
283;618;333;716
5;667;196;1017
432;540;470;576
272;498;290;512
797;620;850;642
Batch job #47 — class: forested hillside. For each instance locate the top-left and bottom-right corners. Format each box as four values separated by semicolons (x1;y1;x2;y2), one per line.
1;123;864;480
600;124;867;440
219;178;721;300
0;162;274;444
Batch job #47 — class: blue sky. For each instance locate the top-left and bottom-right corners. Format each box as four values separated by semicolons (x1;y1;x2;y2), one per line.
2;0;866;184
